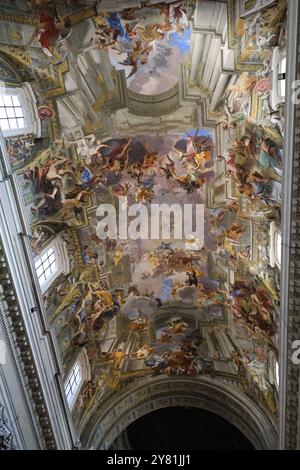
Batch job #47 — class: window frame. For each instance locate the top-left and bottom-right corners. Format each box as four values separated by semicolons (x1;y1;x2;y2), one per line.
269;221;281;270
64;361;83;408
63;349;91;411
0;92;25;134
274;232;282;269
0;84;41;137
34;236;70;294
270;47;287;109
277;57;286;100
34;246;58;293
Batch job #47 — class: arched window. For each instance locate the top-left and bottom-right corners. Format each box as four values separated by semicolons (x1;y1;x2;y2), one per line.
64;361;82;408
0;84;40;137
278;57;286;99
0;93;25;132
271;47;286;108
35;245;57;291
275;232;282;268
64;349;91;410
34;236;69;294
269;222;281;270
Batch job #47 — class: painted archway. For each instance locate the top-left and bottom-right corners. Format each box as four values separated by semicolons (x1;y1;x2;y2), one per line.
80;375;277;450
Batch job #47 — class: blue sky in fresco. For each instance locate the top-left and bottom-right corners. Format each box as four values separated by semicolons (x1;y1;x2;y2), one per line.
169;27;192;55
182;129;213;139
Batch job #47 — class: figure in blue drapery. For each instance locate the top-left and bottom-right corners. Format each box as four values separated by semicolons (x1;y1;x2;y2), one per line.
105;13;130;43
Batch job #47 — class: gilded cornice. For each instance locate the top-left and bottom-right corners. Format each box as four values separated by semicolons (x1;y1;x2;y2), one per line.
0;12;37;25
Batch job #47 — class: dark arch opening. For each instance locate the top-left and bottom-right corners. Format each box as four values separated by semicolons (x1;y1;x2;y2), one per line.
125;406;254;450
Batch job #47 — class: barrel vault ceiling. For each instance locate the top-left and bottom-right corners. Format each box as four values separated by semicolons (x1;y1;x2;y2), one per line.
0;0;287;445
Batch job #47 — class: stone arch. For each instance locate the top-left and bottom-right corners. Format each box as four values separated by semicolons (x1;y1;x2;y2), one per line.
80;375;277;450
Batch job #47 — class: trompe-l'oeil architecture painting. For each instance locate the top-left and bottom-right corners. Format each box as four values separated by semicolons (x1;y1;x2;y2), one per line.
0;0;295;451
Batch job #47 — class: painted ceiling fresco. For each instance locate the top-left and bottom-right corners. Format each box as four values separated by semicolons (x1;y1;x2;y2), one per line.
91;3;192;95
0;0;287;438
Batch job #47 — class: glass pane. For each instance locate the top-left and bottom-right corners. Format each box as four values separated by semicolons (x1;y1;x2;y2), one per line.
43;258;50;269
12;95;20;106
3;95;12;106
50;261;57;273
278;59;286;98
64;362;82;406
280;58;286;74
0;96;4;106
276;233;282;264
39;276;46;286
17;118;24;128
36;266;44;278
279;79;286;98
44;267;52;279
6;107;15;118
35;245;59;290
14;107;23;118
0;119;9;130
8;118;17;129
69;376;76;389
0;108;7;118
275;362;279;386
